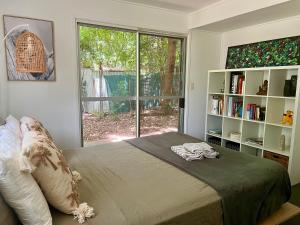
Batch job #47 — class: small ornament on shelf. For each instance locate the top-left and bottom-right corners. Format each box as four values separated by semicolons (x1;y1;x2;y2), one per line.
280;135;286;151
281;110;293;126
220;80;225;93
256;80;268;95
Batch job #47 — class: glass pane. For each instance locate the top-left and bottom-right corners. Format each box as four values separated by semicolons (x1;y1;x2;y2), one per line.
139;34;183;97
82;100;136;146
79;25;136;97
140;99;179;137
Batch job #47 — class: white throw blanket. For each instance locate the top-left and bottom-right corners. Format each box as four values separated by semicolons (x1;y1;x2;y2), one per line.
171;142;219;161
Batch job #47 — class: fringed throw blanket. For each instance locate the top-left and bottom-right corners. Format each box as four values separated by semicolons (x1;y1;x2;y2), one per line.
126;132;291;225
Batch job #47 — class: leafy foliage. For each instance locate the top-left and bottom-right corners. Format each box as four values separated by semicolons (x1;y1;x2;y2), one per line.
80;26;182;75
80;26;136;70
79;26;183;114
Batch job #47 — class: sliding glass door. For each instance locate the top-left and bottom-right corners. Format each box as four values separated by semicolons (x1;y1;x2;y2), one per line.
139;34;184;137
78;23;185;146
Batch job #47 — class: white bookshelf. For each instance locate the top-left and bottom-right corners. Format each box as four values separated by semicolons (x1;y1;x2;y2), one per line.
205;66;300;185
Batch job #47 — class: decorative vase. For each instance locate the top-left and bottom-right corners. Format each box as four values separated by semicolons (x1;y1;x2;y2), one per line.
280;135;285;151
291;75;297;97
283;80;292;97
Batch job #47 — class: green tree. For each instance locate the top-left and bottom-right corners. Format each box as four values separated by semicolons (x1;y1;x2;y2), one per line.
80;26;182;114
80;26;136;70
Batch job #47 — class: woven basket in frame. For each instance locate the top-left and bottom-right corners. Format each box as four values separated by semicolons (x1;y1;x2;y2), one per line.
15;32;46;73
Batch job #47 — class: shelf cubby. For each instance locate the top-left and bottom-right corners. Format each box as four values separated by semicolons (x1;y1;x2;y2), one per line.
245;70;269;96
225;95;243;118
207;135;222;146
225;71;245;94
223;140;240;151
264;124;292;156
243;96;266;121
241;121;264;146
222;117;242;142
266;97;295;127
241;144;263;157
207;94;224;116
208;72;225;93
269;68;298;97
206;114;223;134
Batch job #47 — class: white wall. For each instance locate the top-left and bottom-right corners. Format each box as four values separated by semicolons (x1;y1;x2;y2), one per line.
220;14;300;68
0;0;188;148
185;29;221;139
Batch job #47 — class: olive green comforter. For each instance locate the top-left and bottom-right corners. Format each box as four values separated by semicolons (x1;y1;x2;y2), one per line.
52;141;223;225
126;132;291;225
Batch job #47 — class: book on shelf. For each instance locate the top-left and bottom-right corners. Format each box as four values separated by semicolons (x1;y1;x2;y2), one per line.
246;104;265;121
227;97;243;118
208;129;222;136
230;132;241;140
225;141;240;151
210;96;224;115
230;72;245;94
245;137;263;146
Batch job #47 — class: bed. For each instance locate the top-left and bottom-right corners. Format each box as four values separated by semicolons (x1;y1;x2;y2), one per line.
50;132;292;225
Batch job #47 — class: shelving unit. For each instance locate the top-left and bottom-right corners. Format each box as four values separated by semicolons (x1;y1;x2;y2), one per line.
205;66;300;185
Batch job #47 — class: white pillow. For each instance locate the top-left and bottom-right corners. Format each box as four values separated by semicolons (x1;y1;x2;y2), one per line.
5;115;22;139
0;127;52;225
0;128;21;159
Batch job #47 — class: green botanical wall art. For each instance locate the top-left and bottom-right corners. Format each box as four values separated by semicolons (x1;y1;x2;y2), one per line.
226;37;300;69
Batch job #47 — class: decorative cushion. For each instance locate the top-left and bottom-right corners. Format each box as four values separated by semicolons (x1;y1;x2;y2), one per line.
20;118;94;224
20;116;53;140
0;127;52;225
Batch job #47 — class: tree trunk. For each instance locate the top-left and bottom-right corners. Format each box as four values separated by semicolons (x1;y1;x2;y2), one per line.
161;38;177;115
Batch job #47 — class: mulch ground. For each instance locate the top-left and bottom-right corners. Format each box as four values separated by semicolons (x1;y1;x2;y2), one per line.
83;109;178;144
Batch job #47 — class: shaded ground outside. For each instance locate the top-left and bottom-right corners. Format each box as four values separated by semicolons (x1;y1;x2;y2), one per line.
83;109;178;146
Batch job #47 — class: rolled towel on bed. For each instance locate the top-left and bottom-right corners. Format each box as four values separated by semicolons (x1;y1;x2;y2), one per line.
183;143;213;152
171;143;219;161
171;145;204;161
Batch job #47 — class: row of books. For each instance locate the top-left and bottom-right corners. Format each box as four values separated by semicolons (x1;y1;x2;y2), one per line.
245;137;264;147
210;96;224;115
225;141;240;151
207;129;222;136
245;104;266;121
230;73;245;94
227;97;243;118
207;137;221;146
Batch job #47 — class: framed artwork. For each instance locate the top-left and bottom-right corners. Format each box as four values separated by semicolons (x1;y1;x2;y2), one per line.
3;15;55;81
226;36;300;69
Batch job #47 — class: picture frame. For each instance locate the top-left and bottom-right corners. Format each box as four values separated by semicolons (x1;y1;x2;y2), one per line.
3;15;55;81
226;36;300;69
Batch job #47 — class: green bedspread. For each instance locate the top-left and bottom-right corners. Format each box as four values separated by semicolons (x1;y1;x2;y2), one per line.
126;132;291;225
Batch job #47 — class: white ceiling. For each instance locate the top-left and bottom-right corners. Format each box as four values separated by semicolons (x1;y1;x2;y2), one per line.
199;0;300;32
119;0;223;12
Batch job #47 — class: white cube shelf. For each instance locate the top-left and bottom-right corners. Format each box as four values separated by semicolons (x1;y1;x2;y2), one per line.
205;66;300;185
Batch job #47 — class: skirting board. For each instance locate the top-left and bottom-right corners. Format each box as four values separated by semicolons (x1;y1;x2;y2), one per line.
259;203;300;225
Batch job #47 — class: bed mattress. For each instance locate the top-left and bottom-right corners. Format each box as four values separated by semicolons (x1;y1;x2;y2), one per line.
52;141;223;225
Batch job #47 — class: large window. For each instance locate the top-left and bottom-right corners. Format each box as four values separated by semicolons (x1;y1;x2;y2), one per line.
78;23;186;146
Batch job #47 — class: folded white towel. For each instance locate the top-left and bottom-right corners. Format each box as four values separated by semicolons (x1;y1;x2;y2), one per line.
183;143;213;153
171;142;219;161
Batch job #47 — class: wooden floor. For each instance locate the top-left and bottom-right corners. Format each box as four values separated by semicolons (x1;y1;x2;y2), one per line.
259;203;300;225
282;183;300;225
